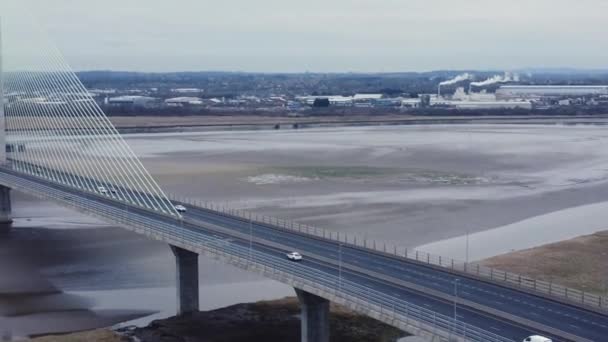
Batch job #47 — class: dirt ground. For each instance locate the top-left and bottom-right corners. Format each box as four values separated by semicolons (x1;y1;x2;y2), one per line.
126;297;404;342
108;114;414;128
107;114;605;129
23;329;126;342
482;230;608;295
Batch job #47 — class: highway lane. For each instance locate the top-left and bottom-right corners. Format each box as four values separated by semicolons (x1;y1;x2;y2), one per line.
178;204;608;341
3;165;606;340
0;169;525;341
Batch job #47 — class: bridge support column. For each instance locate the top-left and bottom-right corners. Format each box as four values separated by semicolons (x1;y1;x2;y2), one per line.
170;245;199;315
295;288;330;342
0;185;12;233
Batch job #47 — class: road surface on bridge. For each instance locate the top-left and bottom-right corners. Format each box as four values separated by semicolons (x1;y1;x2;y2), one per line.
2;165;607;341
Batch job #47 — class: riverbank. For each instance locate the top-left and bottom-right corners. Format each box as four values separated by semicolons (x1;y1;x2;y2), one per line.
119;297;404;342
24;330;125;342
482;230;608;295
26;297;404;342
108;114;608;133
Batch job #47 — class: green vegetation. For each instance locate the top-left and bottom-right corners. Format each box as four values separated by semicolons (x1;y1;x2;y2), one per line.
269;166;398;179
260;166;490;186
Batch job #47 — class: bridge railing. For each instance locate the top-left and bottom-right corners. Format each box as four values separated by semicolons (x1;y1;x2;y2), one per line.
169;194;607;312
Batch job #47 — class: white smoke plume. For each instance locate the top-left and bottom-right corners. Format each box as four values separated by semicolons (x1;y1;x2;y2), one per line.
470;72;519;87
439;73;472;86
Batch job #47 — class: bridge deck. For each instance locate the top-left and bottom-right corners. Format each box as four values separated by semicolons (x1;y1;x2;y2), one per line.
1;166;607;342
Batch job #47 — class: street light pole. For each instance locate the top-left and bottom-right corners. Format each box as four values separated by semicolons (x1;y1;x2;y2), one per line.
465;230;470;264
338;243;343;292
454;278;460;322
249;212;253;265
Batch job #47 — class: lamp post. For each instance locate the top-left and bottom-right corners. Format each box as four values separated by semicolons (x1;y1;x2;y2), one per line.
465;230;470;264
338;243;343;292
249;212;253;265
454;278;460;334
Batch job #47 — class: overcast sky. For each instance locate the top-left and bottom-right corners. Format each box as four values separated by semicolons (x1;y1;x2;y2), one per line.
5;0;608;72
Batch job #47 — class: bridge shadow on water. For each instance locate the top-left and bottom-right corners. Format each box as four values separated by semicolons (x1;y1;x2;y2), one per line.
0;226;157;340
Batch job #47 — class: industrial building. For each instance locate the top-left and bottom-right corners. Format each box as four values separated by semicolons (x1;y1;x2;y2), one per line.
296;95;353;106
107;95;158;108
165;97;204;107
496;85;608;100
171;88;203;94
447;100;532;110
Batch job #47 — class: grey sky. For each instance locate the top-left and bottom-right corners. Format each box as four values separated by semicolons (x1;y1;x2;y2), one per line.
9;0;608;72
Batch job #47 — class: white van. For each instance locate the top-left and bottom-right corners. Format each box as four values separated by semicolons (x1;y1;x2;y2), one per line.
97;186;108;194
523;335;552;342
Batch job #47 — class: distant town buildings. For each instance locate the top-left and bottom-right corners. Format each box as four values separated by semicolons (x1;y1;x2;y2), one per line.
107;95;157;108
496;85;608;100
23;71;606;115
165;97;204;107
171;88;203;94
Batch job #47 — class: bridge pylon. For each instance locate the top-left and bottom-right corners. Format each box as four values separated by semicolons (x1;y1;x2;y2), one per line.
0;185;11;233
0;19;9;233
0;16;6;164
295;288;330;342
170;245;199;315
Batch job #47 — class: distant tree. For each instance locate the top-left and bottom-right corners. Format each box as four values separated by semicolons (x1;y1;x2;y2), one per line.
379;88;402;96
313;98;330;107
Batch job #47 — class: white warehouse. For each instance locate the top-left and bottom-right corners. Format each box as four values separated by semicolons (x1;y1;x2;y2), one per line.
165;97;204;107
496;85;608;100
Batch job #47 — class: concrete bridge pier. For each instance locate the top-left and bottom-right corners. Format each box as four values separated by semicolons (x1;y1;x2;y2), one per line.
0;185;12;233
170;245;199;315
295;288;330;342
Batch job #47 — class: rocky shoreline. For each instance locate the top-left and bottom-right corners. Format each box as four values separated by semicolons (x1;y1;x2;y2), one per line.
117;297;406;342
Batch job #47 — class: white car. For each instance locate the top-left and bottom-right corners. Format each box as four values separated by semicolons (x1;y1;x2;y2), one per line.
97;186;108;194
286;252;303;261
523;336;552;342
175;204;187;213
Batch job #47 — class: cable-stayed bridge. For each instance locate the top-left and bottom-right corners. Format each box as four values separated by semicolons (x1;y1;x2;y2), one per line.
1;9;608;342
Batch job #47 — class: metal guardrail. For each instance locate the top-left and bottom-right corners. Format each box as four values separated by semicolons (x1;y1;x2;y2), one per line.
170;194;608;312
0;172;515;342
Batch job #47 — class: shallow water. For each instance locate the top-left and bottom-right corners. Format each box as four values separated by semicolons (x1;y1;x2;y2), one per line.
74;281;294;328
417;201;608;261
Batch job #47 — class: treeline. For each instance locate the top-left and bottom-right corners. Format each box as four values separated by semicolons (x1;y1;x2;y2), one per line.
79;70;608;99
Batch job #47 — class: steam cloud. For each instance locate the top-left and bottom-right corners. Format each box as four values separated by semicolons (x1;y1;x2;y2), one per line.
470;72;520;87
439;73;472;86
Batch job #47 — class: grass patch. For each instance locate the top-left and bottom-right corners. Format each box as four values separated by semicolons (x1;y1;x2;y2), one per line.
268;166;399;179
